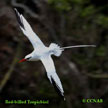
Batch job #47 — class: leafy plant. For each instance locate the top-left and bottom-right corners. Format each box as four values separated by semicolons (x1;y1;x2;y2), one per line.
48;0;72;12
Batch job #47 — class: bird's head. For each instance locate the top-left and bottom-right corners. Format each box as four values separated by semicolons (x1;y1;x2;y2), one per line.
19;54;32;63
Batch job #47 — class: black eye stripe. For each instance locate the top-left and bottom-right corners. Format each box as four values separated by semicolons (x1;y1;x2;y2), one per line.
27;57;32;60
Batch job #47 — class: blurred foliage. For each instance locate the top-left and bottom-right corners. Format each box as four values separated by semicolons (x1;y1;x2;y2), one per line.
48;0;72;12
96;15;108;28
80;5;95;17
48;0;108;29
96;45;106;57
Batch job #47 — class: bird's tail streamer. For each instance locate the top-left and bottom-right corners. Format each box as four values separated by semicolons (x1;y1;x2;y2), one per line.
49;43;96;57
60;45;96;50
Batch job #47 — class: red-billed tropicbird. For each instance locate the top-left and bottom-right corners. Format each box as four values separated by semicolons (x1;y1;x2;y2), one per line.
14;8;96;100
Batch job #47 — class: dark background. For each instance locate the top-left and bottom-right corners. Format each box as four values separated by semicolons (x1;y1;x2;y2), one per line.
0;0;108;108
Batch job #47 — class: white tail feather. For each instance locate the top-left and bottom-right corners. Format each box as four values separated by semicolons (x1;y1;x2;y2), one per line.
49;43;63;57
60;45;96;50
49;44;96;57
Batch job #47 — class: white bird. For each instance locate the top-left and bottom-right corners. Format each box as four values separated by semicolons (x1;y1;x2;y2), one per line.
14;8;96;100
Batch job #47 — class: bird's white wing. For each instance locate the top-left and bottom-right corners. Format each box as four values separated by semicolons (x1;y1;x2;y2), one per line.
41;55;65;99
14;8;45;49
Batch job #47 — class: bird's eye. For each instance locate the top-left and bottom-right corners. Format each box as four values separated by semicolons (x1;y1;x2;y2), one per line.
26;57;31;60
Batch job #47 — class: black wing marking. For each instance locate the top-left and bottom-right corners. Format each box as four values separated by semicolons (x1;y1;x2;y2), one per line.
41;56;65;100
51;77;65;100
14;8;25;30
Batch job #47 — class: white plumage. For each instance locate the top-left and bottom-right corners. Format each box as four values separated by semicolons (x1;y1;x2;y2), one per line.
49;43;63;57
14;8;96;100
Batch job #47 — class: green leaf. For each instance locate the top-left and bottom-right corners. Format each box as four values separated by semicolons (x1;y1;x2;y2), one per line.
80;5;95;17
96;15;108;28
